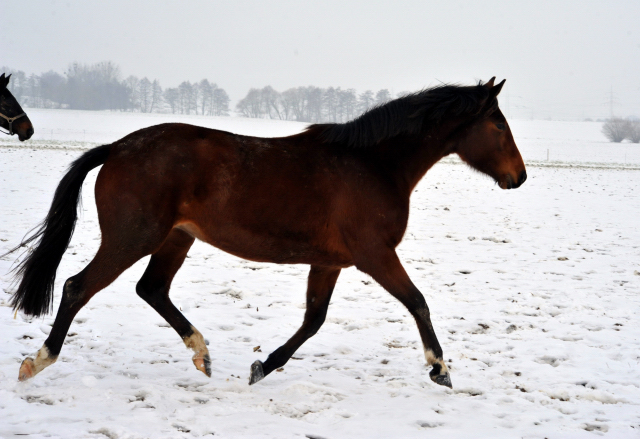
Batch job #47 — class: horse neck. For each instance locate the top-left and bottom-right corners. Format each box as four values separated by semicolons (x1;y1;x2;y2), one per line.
375;119;463;195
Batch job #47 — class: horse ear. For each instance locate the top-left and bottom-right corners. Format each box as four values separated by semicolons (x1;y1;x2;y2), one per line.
484;77;496;88
490;79;506;97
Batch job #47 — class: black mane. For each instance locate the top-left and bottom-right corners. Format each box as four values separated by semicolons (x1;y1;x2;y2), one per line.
308;81;498;148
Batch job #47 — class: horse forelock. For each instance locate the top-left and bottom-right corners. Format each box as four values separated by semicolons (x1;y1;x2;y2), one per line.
308;81;498;149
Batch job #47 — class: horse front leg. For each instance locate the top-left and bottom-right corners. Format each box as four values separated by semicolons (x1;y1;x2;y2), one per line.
356;249;452;388
249;265;341;384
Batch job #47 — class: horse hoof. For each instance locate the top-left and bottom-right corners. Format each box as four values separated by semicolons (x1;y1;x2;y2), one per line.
249;360;264;385
18;357;35;381
432;372;452;389
193;353;212;377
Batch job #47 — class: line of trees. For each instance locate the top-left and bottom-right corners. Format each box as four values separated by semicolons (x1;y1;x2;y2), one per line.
235;85;396;123
3;62;407;123
602;118;640;143
2;62;230;115
162;79;230;116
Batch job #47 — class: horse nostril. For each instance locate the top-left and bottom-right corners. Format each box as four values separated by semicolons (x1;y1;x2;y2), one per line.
518;170;527;186
26;127;34;139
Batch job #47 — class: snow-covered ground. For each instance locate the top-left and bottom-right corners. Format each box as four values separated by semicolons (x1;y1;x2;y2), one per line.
1;110;639;438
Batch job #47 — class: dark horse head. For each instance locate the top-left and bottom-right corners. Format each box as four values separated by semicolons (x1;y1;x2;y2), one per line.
0;73;34;141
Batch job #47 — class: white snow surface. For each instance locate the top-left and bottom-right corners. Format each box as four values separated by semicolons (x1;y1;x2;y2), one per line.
1;110;639;438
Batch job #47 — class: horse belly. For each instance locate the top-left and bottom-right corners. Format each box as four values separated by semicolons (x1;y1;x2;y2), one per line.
175;219;352;267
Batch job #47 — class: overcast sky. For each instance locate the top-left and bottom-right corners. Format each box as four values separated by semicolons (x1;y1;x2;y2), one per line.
3;0;639;120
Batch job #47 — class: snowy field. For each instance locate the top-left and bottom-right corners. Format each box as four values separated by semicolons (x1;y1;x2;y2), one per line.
1;110;639;438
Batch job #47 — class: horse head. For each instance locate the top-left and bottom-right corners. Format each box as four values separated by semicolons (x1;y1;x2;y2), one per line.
454;78;526;189
0;73;34;141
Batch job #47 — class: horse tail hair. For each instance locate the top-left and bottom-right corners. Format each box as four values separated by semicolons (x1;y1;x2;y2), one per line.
3;144;112;317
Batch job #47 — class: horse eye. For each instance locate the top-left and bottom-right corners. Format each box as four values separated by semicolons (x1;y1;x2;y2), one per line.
496;123;505;130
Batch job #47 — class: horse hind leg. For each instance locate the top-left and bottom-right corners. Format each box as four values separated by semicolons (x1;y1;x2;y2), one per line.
19;240;155;381
250;265;341;384
135;228;211;377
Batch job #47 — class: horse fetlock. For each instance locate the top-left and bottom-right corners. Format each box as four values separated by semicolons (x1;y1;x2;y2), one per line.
18;346;57;381
423;348;439;365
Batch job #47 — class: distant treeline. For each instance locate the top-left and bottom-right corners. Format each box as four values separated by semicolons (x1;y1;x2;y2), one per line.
3;62;401;122
236;86;397;123
2;62;230;116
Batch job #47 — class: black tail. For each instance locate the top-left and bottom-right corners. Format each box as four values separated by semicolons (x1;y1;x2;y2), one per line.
4;144;111;317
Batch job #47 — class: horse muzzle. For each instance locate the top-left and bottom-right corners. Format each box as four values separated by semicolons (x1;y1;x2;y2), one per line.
15;119;34;141
500;170;527;190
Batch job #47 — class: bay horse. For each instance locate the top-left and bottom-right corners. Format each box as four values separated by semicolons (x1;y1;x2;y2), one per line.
0;73;34;141
7;77;525;389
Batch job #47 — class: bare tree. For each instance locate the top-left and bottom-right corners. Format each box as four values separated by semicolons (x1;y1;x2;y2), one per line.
339;88;357;122
211;87;230;116
323;87;339;122
164;87;179;113
305;86;324;122
375;89;392;106
261;86;282;119
199;79;212;115
178;81;193;114
358;90;375;114
282;87;306;121
191;82;201;115
125;76;140;111
139;77;152;113
236;88;263;118
602;118;628;142
27;74;42;108
626;119;640;143
39;70;65;108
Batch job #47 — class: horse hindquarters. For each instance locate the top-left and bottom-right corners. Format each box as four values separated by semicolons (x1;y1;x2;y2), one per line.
19;149;180;381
